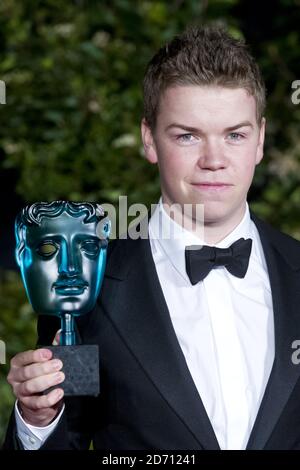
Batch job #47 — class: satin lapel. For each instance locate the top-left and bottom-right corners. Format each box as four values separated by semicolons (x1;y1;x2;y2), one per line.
247;216;300;449
102;236;220;450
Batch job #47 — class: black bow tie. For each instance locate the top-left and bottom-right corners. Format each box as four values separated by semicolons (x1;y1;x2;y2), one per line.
185;238;252;285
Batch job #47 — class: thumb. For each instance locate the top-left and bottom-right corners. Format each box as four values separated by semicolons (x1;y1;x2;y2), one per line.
52;329;61;346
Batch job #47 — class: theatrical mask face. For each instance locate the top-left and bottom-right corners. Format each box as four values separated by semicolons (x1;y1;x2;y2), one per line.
18;212;107;316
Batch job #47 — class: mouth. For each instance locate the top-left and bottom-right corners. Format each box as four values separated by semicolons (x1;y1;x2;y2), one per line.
53;280;88;296
191;182;233;191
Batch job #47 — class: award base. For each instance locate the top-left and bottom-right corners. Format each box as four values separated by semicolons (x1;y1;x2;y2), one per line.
47;344;99;396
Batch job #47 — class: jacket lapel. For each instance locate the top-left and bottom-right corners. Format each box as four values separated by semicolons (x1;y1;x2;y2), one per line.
247;215;300;449
102;235;220;450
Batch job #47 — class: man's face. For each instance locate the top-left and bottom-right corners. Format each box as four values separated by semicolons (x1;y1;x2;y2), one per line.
19;212;106;316
142;85;265;230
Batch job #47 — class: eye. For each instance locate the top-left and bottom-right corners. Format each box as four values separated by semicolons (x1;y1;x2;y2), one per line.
227;132;245;141
36;242;58;258
176;133;197;144
80;240;100;256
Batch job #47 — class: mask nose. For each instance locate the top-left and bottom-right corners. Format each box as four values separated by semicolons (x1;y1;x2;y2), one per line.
58;242;81;276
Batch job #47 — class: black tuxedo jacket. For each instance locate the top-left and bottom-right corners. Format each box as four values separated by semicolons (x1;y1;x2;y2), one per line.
4;214;300;450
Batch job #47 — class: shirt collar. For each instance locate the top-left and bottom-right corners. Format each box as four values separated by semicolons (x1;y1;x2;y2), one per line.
149;198;252;281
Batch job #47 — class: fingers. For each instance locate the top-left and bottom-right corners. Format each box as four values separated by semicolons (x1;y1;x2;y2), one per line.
21;388;64;411
7;348;64;400
12;358;63;384
8;347;66;427
52;330;61;346
10;348;53;369
17;370;65;397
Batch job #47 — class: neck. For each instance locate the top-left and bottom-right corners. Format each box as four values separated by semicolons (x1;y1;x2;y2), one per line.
201;211;246;245
161;199;247;245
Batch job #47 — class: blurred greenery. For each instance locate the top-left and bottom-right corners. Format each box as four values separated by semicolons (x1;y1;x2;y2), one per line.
0;270;36;445
1;0;300;445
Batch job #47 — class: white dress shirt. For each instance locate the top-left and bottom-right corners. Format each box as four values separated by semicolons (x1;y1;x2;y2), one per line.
16;199;274;450
148;199;274;449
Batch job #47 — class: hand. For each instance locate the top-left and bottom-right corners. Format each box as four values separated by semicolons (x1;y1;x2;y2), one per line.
7;333;65;427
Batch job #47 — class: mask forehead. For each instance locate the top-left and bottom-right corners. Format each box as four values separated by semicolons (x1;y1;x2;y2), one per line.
25;212;98;246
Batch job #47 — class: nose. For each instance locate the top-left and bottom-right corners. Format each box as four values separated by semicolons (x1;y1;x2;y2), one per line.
58;242;81;275
197;138;227;171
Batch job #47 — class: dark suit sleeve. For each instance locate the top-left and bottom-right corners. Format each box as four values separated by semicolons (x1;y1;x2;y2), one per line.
40;396;96;450
2;412;24;450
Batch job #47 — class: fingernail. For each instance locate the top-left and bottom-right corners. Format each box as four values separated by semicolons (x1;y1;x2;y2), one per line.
41;349;51;359
56;389;64;399
52;359;62;370
55;372;64;381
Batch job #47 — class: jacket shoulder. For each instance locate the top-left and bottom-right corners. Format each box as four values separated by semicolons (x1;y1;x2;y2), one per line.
251;212;300;268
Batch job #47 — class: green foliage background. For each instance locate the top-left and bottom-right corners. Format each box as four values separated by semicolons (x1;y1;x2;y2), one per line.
0;0;300;445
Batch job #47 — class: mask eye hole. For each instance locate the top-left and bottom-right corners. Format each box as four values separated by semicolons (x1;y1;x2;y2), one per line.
81;240;100;257
36;242;58;258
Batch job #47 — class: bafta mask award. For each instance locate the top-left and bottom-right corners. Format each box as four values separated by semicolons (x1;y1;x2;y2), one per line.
15;201;110;396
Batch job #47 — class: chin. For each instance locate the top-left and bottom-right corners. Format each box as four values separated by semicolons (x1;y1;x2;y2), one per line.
58;299;84;313
202;206;230;225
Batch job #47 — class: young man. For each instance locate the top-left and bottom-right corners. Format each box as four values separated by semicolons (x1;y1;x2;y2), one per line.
4;25;300;450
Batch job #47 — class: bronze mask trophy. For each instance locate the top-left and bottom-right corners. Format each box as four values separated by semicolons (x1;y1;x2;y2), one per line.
15;201;110;396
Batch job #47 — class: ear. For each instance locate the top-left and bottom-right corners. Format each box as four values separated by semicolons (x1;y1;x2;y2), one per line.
141;118;158;164
15;223;26;267
15;242;25;267
255;117;266;165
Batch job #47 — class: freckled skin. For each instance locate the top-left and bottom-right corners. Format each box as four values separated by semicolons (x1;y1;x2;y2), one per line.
142;85;265;241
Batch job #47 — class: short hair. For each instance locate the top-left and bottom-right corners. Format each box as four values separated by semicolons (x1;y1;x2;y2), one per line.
15;201;109;265
143;25;266;129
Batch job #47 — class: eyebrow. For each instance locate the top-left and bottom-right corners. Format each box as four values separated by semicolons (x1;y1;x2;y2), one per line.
165;121;254;133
